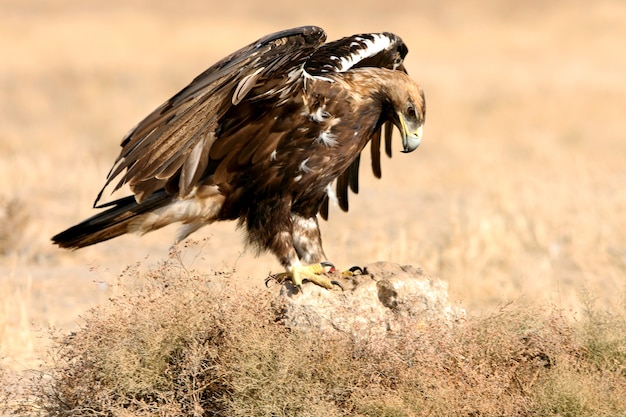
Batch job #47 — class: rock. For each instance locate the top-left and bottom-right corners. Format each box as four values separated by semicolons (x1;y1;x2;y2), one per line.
273;262;465;338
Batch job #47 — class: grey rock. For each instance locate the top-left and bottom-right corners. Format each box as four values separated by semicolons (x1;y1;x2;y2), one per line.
273;262;465;338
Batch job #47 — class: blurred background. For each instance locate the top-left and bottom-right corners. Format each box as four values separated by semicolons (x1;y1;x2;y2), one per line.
1;0;625;369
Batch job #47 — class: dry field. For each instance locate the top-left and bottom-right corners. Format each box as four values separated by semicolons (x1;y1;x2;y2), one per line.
1;0;625;395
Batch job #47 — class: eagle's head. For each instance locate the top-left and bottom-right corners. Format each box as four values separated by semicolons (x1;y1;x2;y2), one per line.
388;74;426;153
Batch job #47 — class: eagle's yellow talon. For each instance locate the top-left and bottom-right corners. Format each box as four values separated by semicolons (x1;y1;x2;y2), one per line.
268;262;339;291
267;262;354;292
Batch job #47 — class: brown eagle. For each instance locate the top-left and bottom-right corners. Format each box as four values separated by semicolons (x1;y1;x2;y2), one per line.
52;26;425;290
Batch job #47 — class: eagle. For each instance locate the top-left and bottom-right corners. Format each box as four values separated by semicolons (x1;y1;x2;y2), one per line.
52;26;426;290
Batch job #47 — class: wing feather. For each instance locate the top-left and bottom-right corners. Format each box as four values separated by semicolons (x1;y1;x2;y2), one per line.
370;125;382;179
333;120;395;215
95;26;326;207
319;31;408;216
304;32;408;76
319;195;329;221
336;168;349;212
179;136;208;196
348;153;360;194
384;121;393;158
232;67;265;105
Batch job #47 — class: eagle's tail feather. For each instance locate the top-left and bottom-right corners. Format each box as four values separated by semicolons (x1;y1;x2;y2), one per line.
52;191;173;249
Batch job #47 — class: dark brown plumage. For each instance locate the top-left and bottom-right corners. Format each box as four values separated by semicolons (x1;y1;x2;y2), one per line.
52;26;426;289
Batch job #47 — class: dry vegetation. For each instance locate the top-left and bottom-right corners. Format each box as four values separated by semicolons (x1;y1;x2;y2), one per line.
2;253;625;416
2;0;626;414
0;197;31;256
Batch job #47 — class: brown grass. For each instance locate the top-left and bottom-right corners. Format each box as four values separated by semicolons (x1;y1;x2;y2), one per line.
2;252;625;416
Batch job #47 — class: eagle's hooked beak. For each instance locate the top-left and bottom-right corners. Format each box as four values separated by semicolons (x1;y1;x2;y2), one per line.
398;112;423;153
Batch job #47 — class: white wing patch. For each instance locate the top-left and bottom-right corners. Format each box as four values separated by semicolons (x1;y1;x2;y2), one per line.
335;34;392;72
303;33;395;81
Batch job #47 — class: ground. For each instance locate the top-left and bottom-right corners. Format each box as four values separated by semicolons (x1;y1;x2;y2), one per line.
1;0;625;372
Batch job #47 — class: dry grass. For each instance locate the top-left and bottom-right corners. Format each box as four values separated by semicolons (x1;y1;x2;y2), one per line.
2;253;625;416
0;196;31;256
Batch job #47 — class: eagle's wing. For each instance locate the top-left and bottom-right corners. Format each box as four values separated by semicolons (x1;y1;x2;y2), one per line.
95;26;327;207
310;33;409;220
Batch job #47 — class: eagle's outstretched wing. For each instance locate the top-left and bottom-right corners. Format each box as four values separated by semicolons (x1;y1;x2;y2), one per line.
96;26;327;207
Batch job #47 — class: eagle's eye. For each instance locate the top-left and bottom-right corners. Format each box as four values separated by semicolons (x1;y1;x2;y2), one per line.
406;104;417;119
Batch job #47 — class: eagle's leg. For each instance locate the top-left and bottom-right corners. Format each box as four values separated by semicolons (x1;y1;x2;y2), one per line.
249;207;337;290
262;213;357;290
291;215;326;264
288;214;342;289
266;213;344;290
